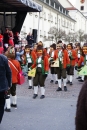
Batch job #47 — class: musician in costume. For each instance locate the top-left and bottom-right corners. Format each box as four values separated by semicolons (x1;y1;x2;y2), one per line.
29;45;49;99
75;43;84;82
54;43;70;91
22;45;36;89
76;43;87;80
67;43;77;85
49;43;58;84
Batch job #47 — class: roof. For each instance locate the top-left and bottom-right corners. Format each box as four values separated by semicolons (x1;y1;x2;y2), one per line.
0;0;42;12
66;7;77;10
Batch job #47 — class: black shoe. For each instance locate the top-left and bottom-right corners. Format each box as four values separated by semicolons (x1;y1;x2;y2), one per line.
11;104;17;108
55;81;58;84
76;76;81;79
40;95;45;99
33;94;38;99
28;86;32;89
66;80;70;84
5;108;11;112
78;79;84;82
70;82;73;85
50;80;54;83
64;86;67;91
56;87;62;91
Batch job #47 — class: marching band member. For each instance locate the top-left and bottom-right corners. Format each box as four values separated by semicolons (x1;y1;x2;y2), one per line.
22;45;36;89
49;44;58;84
75;43;84;82
54;43;70;91
76;43;87;80
67;43;77;85
29;45;49;99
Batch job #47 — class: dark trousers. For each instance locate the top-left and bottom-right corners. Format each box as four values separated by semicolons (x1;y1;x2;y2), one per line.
33;67;46;86
0;91;5;123
56;68;66;79
28;63;32;80
8;83;17;96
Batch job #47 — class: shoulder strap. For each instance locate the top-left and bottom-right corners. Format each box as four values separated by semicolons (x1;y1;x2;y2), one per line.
8;60;19;72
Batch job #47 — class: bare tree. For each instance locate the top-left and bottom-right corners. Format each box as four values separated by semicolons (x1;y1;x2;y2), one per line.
48;27;66;43
65;32;77;43
76;29;84;42
83;34;87;42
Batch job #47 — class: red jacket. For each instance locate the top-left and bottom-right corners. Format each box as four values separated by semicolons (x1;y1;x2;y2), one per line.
54;49;70;68
8;59;21;83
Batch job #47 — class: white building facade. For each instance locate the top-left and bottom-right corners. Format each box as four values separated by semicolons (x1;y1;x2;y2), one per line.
20;0;75;44
58;0;87;34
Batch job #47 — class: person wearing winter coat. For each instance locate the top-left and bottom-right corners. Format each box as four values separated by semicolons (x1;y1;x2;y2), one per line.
0;54;11;122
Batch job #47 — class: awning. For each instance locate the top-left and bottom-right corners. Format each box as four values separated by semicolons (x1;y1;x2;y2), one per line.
0;0;42;12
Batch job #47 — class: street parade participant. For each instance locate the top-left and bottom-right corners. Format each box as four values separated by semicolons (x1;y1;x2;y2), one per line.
5;46;21;112
76;43;87;80
21;45;36;89
49;43;58;84
54;42;70;91
29;45;49;99
75;43;84;82
67;43;77;85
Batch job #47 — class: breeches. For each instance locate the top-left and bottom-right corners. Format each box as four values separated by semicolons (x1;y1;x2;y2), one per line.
8;83;17;96
28;63;32;79
33;67;46;86
50;67;57;74
67;66;74;75
56;68;66;79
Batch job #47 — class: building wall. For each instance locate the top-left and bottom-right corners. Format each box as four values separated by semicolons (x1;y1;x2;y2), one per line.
20;0;75;44
68;10;87;33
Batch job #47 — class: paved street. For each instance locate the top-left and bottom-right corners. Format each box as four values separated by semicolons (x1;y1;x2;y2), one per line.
0;72;83;130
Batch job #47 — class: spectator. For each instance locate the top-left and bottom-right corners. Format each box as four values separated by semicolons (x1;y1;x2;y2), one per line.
75;80;87;130
3;27;9;51
0;54;11;123
26;33;34;48
5;46;21;112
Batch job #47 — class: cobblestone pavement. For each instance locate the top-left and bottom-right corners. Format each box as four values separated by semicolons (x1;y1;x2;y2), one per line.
0;71;83;130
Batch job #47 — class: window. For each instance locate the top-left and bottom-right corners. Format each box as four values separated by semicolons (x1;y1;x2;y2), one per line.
50;0;54;7
46;0;49;4
80;6;84;10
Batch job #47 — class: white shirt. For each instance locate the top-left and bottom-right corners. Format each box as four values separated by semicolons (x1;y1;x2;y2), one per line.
37;57;42;68
51;51;54;57
26;53;32;63
78;50;80;58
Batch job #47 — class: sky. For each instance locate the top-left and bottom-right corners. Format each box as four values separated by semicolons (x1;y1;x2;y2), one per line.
69;0;76;6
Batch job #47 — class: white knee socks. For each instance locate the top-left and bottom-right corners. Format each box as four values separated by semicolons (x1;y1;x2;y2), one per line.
28;79;32;86
41;87;45;95
34;86;38;94
6;97;10;109
70;76;73;82
63;78;67;86
58;79;61;88
12;95;17;105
